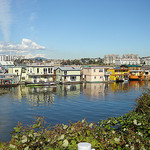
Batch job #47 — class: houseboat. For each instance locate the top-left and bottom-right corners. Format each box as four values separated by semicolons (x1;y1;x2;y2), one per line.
0;73;18;87
55;66;82;84
25;63;55;86
107;67;129;82
129;70;145;80
82;66;110;83
120;65;145;81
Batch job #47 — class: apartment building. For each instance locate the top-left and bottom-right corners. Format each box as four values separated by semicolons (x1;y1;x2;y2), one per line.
115;54;140;65
104;55;120;65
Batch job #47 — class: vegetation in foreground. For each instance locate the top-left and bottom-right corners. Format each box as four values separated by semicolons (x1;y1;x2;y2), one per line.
0;89;150;150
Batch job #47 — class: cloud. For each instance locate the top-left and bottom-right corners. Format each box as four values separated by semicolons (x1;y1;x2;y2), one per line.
25;53;46;59
0;0;11;41
0;38;46;54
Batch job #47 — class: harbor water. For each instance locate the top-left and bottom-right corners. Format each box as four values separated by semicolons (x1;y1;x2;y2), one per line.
0;81;149;142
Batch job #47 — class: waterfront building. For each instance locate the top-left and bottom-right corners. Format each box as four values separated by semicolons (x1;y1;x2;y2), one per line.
26;63;54;83
8;66;27;84
0;73;18;86
115;54;140;65
55;67;81;83
104;54;120;65
82;66;110;82
0;66;5;73
107;67;129;81
120;65;144;80
8;66;23;83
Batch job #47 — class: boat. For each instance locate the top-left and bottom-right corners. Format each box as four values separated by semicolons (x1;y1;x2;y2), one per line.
129;70;145;81
25;82;56;87
0;73;19;87
123;79;128;82
129;75;144;80
0;83;18;88
116;78;124;82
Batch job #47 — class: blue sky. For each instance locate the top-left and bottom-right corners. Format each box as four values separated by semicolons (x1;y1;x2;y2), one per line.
0;0;150;59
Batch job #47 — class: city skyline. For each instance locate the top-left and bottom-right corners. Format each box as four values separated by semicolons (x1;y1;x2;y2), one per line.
0;0;150;59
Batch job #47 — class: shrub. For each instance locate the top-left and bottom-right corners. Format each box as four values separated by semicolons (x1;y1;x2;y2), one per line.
0;89;150;149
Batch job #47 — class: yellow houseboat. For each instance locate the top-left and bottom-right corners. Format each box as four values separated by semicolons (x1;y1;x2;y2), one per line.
120;65;145;81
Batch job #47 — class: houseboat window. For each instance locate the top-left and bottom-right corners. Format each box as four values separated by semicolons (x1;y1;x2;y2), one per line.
71;76;76;80
30;68;33;73
64;71;67;74
22;69;26;73
145;72;148;75
51;68;53;73
94;76;96;79
94;69;96;72
37;68;39;73
100;76;103;78
15;70;18;72
48;68;51;73
99;69;103;72
44;68;47;74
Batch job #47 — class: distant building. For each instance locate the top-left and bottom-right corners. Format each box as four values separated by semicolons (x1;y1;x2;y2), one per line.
115;54;140;65
48;59;63;67
0;55;14;61
13;55;25;60
104;55;120;65
141;57;150;66
0;61;14;69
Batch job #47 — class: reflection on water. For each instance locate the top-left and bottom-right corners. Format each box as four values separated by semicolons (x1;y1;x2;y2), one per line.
5;81;149;105
0;81;150;142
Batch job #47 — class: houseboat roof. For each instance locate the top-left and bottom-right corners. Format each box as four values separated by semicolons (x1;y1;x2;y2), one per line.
120;65;141;67
82;66;110;69
129;70;144;72
26;63;54;67
0;73;16;76
56;67;81;71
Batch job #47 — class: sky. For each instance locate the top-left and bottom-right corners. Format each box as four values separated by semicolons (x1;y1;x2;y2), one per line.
0;0;150;59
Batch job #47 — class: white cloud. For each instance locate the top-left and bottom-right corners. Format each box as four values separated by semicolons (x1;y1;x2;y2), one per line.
0;0;11;41
25;53;46;59
0;38;46;54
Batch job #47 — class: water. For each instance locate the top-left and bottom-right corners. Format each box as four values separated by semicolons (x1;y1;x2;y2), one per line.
0;81;149;142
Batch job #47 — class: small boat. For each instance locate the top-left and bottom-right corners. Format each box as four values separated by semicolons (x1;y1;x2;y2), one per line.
0;73;19;88
129;70;145;81
25;82;56;87
0;83;18;88
129;75;144;81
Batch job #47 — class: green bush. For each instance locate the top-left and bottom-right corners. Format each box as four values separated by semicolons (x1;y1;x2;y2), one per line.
0;89;150;150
